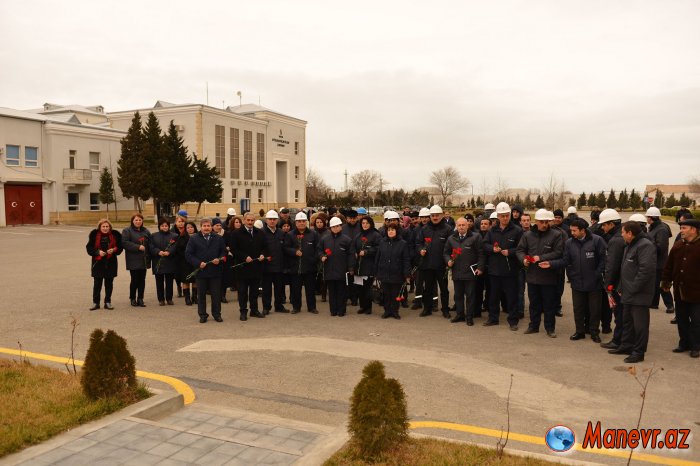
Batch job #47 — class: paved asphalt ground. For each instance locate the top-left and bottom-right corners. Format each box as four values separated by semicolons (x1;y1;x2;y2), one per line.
1;220;698;465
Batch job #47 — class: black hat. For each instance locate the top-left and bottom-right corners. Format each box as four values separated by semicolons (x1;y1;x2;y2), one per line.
211;217;222;226
346;209;358;218
464;213;475;221
553;209;564;217
280;208;290;214
679;219;700;229
409;211;419;218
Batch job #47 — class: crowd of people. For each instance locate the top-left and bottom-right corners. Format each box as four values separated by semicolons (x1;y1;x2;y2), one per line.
86;202;700;363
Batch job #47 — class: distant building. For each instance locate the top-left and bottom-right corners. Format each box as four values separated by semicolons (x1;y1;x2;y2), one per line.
645;184;699;206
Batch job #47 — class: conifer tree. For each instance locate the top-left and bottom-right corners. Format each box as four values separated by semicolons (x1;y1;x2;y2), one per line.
617;189;630;210
163;121;194;208
190;155;223;216
596;191;607;209
653;190;664;208
577;192;587;209
535;194;545;208
606;189;617;208
141;112;168;219
99;167;117;219
117;112;148;211
629;189;642;211
587;192;597;208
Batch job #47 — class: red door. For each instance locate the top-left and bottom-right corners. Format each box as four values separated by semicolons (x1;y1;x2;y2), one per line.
4;185;42;225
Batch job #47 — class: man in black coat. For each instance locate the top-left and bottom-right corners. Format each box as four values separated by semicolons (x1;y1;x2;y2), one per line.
284;212;320;314
646;207;675;312
415;205;454;317
231;212;268;321
318;217;355;316
261;210;290;314
185;218;226;323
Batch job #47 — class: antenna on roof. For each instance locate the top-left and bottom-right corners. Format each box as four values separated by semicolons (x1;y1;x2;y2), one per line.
237;91;242;106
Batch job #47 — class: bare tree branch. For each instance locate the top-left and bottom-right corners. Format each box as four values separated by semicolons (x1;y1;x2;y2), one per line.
350;170;381;205
306;167;331;206
429;166;470;206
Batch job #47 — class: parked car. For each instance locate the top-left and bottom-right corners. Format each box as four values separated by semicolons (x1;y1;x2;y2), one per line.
368;207;382;216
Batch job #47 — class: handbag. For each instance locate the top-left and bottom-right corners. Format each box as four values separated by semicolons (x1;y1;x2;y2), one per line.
371;278;384;304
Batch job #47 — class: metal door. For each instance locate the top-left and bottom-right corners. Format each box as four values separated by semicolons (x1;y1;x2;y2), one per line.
4;185;42;225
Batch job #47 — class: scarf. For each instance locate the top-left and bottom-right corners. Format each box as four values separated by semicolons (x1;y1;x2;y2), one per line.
94;231;117;261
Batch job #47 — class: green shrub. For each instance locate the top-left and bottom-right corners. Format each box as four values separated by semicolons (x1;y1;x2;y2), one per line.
348;361;409;460
660;208;700;219
81;329;137;400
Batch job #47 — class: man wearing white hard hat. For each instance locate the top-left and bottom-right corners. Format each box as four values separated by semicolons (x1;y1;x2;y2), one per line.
260;210;289;314
483;202;523;328
410;207;432;310
284;212;320;314
415;205;454;317
645;206;675;313
597;208;626;349
318;216;356;316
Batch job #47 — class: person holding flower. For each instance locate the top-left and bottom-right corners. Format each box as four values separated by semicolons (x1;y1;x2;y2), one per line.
122;213;152;307
353;216;381;315
318;216;355;316
150;217;179;306
261;210;289;314
230;212;268;321
375;224;411;319
172;215;193;304
184;221;199;305
415;205;453;318
444;218;485;326
185;217;227;323
284;212;320;314
312;213;329;302
86;219;122;310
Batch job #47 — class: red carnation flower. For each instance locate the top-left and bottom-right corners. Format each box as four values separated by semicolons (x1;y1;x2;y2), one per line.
424;237;432;244
361;236;368;242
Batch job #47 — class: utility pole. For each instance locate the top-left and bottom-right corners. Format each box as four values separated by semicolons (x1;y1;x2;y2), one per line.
379;174;383;192
344;169;348;192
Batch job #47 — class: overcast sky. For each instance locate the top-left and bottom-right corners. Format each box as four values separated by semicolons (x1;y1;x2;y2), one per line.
2;0;699;194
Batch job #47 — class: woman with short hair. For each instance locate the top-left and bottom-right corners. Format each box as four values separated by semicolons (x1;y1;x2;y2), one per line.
86;219;122;310
122;213;151;307
151;217;179;306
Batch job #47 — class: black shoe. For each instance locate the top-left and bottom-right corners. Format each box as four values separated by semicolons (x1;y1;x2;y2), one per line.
393;313;401;320
199;316;208;323
365;310;372;315
483;321;498;327
672;347;687;353
308;309;319;314
159;300;166;306
601;326;612;334
381;312;391;319
609;347;632;355
600;341;619;349
185;296;192;306
451;315;466;323
419;309;432;317
524;328;538;334
338;312;345;317
570;333;586;341
670;318;677;324
275;308;290;313
240;313;248;321
555;310;563;317
104;303;113;310
214;316;223;322
691;350;700;358
221;297;228;304
666;307;675;314
624;354;644;363
177;286;183;297
130;299;138;307
250;310;265;318
442;310;451;319
167;300;174;306
291;309;301;314
137;299;146;307
410;302;422;310
510;325;518;331
591;334;601;343
263;308;270;315
358;308;366;314
546;331;557;338
89;303;100;311
466;320;474;326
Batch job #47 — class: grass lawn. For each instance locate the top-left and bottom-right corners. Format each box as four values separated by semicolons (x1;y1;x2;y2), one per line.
324;438;562;466
0;358;149;457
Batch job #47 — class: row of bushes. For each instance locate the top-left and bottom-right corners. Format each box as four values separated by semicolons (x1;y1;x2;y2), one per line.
659;208;700;218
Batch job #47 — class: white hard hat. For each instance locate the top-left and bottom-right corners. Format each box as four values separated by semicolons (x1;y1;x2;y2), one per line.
535;209;554;221
629;213;647;223
227;207;236;216
254;219;263;229
599;208;621;224
567;206;577;214
489;211;498;219
495;202;511;214
418;208;430;217
294;212;308;221
645;206;661;217
329;217;343;227
484;203;495;210
265;209;279;219
384;210;400;220
429;205;443;215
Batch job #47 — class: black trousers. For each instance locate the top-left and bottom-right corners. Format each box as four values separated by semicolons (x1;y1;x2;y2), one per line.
237;277;261;314
129;269;147;300
290;272;316;311
474;274;486;315
453;279;477;320
155;273;175;301
620;304;650;356
676;300;700;351
359;277;374;312
326;279;347;316
348;274;359;304
488;275;518;325
262;272;286;311
610;291;624;344
196;276;221;319
421;269;444;310
572;289;602;335
555;271;565;311
382;282;402;316
412;269;424;303
437;273;450;311
600;292;612;330
652;268;675;309
92;276;114;304
527;283;557;332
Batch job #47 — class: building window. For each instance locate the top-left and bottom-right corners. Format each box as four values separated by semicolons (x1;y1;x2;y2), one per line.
256;133;265;180
68;193;79;211
294;141;299;155
243;130;253;180
5;145;20;166
89;152;100;171
245;188;251;200
258;189;263;203
25;147;38;167
90;193;100;211
230;128;239;179
294;190;300;203
231;188;238;204
69;150;76;169
294;166;300;180
215;125;225;176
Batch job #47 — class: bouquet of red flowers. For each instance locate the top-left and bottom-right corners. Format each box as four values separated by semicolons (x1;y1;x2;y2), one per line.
319;248;332;278
444;247;462;279
156;238;177;273
296;234;304;274
138;237;149;268
524;255;538;265
357;236;368;272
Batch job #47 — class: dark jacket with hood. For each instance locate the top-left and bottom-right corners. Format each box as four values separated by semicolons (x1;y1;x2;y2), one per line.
353;228;381;276
603;222;626;290
261;224;286;274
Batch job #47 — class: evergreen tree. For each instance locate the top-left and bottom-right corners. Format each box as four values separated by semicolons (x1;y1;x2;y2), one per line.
679;192;691;207
617;189;630;210
99;167;117;219
163;121;193;208
568;197;576;207
475;196;483;207
606;189;617;208
629;189;642;211
653;190;664;208
587;192;597;208
117;112;148;211
577;192;587;209
535;194;545;208
665;193;678;208
141;112;168;219
514;194;522;206
190;155;223;216
596;191;607;209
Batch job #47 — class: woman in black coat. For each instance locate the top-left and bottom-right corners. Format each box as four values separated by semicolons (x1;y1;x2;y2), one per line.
150;217;179;306
354;217;381;315
86;219;122;310
184;222;199;304
122;213;152;307
172;215;192;304
312;213;329;302
375;224;411;319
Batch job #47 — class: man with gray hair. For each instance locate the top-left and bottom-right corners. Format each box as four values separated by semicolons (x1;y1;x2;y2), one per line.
231;212;268;321
185;217;227;323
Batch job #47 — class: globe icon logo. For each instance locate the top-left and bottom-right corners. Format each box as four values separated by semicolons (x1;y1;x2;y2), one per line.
545;425;575;452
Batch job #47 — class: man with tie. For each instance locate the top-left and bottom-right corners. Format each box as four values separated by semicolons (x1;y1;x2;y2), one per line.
231;212;268;321
185;217;226;323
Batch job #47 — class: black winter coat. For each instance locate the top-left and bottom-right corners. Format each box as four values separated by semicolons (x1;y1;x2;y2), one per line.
415;219;453;271
170;226;191;280
620;235;657;306
121;226;152;271
443;231;485;280
483;222;523;277
150;230;179;275
603;224;626;290
647;219;672;270
516;228;563;285
342;222;362;240
354;229;381;276
318;232;355;281
283;228;320;275
549;231;606;292
87;229;122;279
261;225;286;274
185;232;226;279
375;237;411;284
230;227;267;279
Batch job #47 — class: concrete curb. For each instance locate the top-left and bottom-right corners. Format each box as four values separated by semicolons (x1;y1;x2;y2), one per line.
0;389;183;466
